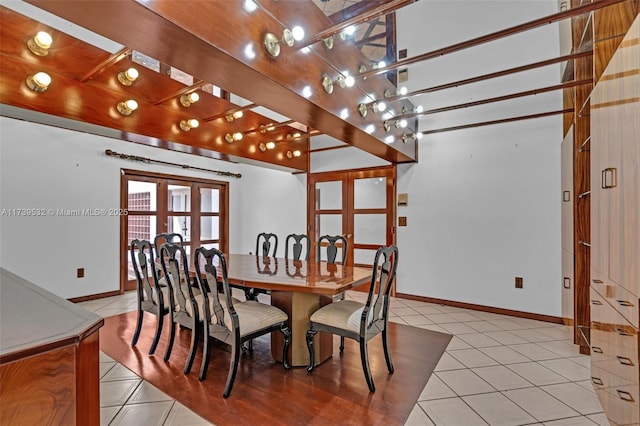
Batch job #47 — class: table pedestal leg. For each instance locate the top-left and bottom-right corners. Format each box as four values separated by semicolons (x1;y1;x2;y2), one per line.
270;291;333;367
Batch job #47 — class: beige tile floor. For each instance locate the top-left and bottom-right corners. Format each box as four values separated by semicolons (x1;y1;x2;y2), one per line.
77;291;609;426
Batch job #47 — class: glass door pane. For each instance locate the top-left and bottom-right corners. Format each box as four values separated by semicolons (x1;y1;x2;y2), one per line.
200;187;220;212
201;216;220;240
126;180;158;285
126;215;156;280
168;215;191;242
317;214;346;263
353;214;386;245
316;181;342;210
168;184;190;212
354;177;387;209
351;173;391;268
167;184;191;243
128;181;157;211
354;248;378;265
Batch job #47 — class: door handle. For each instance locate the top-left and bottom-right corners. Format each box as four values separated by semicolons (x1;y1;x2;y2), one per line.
601;167;617;189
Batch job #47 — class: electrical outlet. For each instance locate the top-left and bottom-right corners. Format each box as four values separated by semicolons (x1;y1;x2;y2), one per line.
77;268;85;278
515;276;523;288
399;216;407;226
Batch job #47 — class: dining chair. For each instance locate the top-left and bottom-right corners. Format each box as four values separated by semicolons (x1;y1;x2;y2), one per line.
154;233;184;284
317;234;348;265
158;241;201;374
153;232;184;257
305;245;399;392
317;234;349;350
194;247;291;398
256;232;278;257
246;232;278;302
130;239;169;355
285;233;310;260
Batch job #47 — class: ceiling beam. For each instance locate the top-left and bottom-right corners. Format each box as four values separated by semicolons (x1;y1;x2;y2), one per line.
27;0;417;163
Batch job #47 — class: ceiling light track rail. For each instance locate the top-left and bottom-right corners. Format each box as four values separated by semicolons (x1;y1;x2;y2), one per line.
360;0;626;79
380;50;593;105
104;149;241;178
395;79;591;119
419;108;574;136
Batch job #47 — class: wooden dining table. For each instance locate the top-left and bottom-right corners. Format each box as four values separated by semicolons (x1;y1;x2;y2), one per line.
223;254;373;367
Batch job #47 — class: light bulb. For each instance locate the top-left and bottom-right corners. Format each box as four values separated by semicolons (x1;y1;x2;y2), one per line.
118;67;139;86
27;31;53;56
180;92;200;107
26;71;52;92
34;31;52;49
292;26;305;41
180;118;199;131
344;75;355;87
117;99;138;115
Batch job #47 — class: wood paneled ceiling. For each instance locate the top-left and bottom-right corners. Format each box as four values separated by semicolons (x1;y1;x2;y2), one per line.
0;0;418;173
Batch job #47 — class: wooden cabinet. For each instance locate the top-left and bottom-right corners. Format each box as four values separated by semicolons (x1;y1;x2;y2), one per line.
0;268;104;425
590;15;640;426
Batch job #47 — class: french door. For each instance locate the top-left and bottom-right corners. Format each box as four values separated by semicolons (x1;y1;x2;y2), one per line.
120;170;229;292
308;166;396;292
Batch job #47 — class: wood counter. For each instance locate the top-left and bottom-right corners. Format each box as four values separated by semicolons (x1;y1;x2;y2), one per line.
0;268;104;425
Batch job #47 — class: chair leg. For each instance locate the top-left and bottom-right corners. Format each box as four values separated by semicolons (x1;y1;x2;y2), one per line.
281;324;291;370
131;308;143;347
223;341;241;398
149;312;163;355
339;336;345;353
184;320;199;375
382;325;394;374
359;339;375;392
305;330;317;372
164;316;176;362
199;323;211;380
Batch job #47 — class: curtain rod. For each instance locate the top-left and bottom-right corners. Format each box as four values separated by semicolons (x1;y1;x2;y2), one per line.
104;149;241;178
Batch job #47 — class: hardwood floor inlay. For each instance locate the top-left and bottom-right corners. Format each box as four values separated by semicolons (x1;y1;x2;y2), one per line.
100;311;451;425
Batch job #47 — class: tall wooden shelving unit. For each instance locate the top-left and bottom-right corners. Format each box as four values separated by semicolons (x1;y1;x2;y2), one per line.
563;1;639;424
563;0;638;351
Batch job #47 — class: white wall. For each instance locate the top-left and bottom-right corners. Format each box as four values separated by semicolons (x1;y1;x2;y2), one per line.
396;119;561;315
231;165;307;257
392;0;562;316
0;116;305;298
